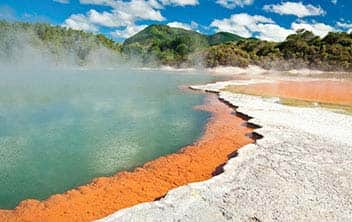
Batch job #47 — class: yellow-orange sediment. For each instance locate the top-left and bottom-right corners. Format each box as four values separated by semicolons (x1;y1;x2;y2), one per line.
0;94;253;222
227;80;352;106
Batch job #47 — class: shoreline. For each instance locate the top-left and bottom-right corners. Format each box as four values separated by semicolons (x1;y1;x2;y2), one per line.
100;79;352;221
2;75;350;221
0;93;253;222
138;65;352;79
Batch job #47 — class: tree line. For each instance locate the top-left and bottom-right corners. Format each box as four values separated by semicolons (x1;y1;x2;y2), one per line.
1;21;351;71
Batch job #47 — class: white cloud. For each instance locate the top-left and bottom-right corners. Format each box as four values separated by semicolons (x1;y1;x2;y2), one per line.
337;21;352;30
256;23;295;42
87;10;124;27
62;0;201;39
216;0;254;9
211;13;294;42
168;21;192;30
263;2;326;18
331;0;337;5
211;13;272;38
159;0;198;6
54;0;70;3
291;21;335;37
119;1;164;21
335;21;352;33
79;0;197;7
148;0;164;9
111;24;147;38
79;0;114;6
63;0;166;38
62;14;98;32
210;13;342;41
167;21;198;30
80;0;165;22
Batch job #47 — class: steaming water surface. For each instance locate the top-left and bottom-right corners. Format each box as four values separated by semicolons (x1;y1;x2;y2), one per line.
0;68;217;209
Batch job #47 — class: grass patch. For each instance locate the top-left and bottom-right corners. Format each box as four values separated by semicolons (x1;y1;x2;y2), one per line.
279;98;317;107
224;85;352;115
224;85;264;97
280;98;352;115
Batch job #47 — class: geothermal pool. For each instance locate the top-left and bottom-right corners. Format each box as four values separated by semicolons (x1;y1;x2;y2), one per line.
0;68;216;209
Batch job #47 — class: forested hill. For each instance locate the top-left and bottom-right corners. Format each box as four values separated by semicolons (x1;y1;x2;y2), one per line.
124;24;243;47
207;32;244;45
124;25;352;71
204;30;352;71
122;24;244;65
1;20;352;71
0;21;121;65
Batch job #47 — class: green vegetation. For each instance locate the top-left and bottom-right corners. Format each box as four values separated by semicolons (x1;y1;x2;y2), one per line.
204;43;250;67
124;26;352;71
122;24;243;66
225;85;352;115
0;20;122;65
123;25;208;66
277;29;352;71
207;32;244;45
279;98;352;115
1;21;351;71
205;29;352;71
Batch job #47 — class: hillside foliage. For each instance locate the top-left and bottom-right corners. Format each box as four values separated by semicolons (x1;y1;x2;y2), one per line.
122;24;243;66
0;21;122;65
203;29;352;71
1;21;351;71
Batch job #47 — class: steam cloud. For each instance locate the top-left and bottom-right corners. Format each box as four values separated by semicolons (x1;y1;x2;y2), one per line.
0;24;128;71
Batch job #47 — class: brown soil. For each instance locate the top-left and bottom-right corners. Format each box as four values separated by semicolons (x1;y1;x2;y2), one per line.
226;80;352;106
0;94;253;222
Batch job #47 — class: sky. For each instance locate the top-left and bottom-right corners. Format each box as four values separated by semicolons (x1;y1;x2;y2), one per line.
0;0;351;42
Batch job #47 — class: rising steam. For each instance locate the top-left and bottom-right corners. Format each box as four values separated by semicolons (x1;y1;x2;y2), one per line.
0;22;129;71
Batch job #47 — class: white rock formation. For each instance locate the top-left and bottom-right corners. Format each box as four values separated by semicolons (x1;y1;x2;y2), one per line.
98;81;352;222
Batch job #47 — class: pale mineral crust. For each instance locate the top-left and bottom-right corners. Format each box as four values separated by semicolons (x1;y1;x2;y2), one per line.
100;80;352;222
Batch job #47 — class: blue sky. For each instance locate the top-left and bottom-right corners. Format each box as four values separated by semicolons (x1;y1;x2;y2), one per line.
0;0;351;42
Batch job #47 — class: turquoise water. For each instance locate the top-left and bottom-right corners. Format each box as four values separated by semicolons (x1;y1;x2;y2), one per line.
0;68;216;209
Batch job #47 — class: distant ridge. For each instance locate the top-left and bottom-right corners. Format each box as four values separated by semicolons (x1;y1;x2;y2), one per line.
207;32;244;45
123;25;352;71
124;24;244;48
1;21;351;71
122;24;245;66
